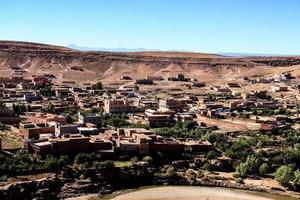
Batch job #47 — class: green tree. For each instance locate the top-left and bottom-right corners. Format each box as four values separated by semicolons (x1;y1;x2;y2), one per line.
13;103;27;115
44;155;59;171
206;151;217;159
292;169;300;190
74;153;95;166
57;155;71;169
66;114;74;124
45;102;55;113
235;163;248;178
275;165;294;186
259;163;269;176
93;81;102;90
93;160;115;170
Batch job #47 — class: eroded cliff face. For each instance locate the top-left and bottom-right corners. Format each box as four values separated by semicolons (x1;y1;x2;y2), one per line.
0;41;299;83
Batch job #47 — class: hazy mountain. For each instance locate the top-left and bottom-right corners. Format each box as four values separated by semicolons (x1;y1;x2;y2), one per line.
68;44;160;52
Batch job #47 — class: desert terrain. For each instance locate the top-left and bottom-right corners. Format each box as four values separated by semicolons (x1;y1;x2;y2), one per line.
1;41;300;85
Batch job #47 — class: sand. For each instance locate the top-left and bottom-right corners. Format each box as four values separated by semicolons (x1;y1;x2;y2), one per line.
110;186;274;200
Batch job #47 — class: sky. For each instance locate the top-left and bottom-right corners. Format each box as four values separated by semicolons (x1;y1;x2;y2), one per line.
1;0;300;54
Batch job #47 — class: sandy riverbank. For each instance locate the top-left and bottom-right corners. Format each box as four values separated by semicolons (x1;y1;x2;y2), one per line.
67;186;296;200
109;186;273;200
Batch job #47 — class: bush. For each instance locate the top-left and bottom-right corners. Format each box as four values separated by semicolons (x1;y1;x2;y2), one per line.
165;166;177;178
259;163;269;176
74;153;96;166
130;156;139;164
225;138;253;159
206;151;217;159
275;165;294;185
66;114;74;124
235;155;262;178
292;169;300;190
44;155;59;171
0;123;10;131
203;163;212;171
93;161;115;170
0;175;7;182
235;163;248;178
197;169;204;178
142;156;153;164
235;177;244;184
186;169;197;180
157;166;178;179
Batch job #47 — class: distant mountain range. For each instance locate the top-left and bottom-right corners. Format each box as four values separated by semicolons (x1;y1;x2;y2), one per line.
68;44;295;57
68;44;159;52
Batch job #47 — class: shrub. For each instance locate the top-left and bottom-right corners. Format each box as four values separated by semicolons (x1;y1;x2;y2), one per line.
142;156;153;164
74;153;96;166
130;156;139;164
44;155;59;171
203;163;212;171
186;169;197;180
275;165;294;186
93;161;115;170
206;151;217;159
197;169;204;178
0;175;7;182
292;169;300;190
235;177;244;184
235;163;248;178
157;165;177;179
259;163;269;176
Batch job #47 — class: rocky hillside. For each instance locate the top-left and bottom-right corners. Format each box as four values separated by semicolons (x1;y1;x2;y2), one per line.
0;41;300;83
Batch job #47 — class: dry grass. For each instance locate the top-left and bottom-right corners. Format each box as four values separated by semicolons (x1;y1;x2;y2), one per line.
0;131;24;149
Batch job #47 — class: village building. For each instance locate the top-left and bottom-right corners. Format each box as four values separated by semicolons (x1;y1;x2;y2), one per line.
78;112;101;126
54;123;78;137
145;108;175;127
159;98;188;112
19;122;55;139
104;98;131;113
0;107;21;125
26;112;67;125
28;134;113;157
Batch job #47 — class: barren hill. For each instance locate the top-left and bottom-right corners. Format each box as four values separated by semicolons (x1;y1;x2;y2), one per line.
1;41;300;84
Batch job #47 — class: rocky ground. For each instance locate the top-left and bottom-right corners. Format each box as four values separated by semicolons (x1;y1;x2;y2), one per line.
1;41;300;84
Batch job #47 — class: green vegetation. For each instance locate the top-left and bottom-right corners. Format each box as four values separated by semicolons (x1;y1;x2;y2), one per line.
93;160;115;170
113;161;133;168
44;155;71;171
186;169;197;180
235;155;262;178
93;81;103;90
156;166;178;179
13;103;28;115
45;102;55;113
66;114;74;124
0;123;10;131
225;138;253;160
39;84;55;97
259;163;269;176
275;165;295;186
153;122;216;139
101;113;129;127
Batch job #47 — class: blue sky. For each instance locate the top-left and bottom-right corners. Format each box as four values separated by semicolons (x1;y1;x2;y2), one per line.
1;0;300;54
